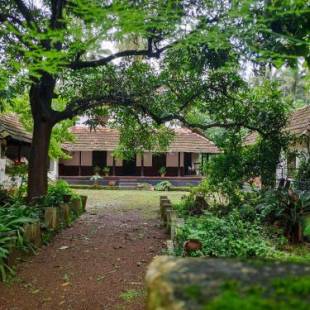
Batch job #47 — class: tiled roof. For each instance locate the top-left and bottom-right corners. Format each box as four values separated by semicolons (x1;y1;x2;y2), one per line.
243;131;259;146
286;105;310;136
244;105;310;145
0;113;32;143
62;126;220;153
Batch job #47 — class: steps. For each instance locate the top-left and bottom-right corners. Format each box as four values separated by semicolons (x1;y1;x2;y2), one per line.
118;179;138;189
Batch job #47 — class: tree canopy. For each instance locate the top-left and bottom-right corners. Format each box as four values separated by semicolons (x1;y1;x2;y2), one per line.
0;0;308;199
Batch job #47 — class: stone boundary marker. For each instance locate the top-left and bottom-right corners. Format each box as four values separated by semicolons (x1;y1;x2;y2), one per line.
146;256;310;310
159;196;185;251
6;195;87;270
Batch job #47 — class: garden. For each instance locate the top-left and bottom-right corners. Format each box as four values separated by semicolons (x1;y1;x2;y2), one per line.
0;179;86;281
0;0;309;309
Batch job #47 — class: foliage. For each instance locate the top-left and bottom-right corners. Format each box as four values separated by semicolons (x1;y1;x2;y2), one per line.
235;0;310;67
0;186;11;206
175;211;274;258
42;180;74;208
154;181;172;191
256;188;310;243
5;161;28;198
158;166;167;176
205;276;310;310
2;95;75;159
0;201;39;281
0;0;303;199
120;289;144;302
204;80;290;189
296;157;310;182
102;167;110;175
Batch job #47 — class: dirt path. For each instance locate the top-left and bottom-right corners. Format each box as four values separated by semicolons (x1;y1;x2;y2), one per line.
0;190;185;310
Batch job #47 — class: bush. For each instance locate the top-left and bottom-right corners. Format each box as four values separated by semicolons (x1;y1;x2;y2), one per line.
43;180;73;207
296;157;310;181
0;187;11;206
0;202;39;281
154;181;172;191
175;211;274;258
256;189;310;243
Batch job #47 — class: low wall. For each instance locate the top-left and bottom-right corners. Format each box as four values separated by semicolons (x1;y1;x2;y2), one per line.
146;256;310;310
60;177;202;187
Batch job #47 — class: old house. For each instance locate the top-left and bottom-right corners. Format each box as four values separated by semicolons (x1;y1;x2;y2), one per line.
59;126;220;186
244;105;310;183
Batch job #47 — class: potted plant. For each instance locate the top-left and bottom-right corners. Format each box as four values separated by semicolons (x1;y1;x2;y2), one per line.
93;165;101;175
90;173;102;188
159;166;167;177
102;166;110;177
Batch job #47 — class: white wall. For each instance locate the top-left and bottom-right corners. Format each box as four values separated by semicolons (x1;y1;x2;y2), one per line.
107;151;122;167
61;151;80;166
166;152;184;167
0;158;6;184
48;158;59;180
81;151;92;166
144;152;152;167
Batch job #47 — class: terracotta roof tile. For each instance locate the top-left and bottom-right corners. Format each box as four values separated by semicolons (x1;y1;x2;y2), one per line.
63;126;220;153
286;105;310;135
244;105;310;145
243;131;259;146
0;113;32;143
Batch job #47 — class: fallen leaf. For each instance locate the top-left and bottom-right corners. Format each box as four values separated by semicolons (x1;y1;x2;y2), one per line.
58;246;69;250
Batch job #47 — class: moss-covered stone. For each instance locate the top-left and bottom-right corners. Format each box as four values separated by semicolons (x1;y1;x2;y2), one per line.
146;256;310;310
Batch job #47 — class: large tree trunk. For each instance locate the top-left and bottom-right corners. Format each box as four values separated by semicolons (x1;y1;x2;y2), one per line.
27;118;53;200
27;73;56;201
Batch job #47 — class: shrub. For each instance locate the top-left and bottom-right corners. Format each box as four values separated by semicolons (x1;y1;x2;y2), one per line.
175;211;274;258
296;157;310;181
43;180;73;207
0;187;11;206
256;189;310;243
158;166;167;176
0;202;39;281
154;180;172;191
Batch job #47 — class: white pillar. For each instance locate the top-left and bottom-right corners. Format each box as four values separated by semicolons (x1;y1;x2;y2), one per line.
48;158;59;180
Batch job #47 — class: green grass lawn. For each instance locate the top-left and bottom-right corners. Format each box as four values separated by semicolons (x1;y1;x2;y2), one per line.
76;189;187;219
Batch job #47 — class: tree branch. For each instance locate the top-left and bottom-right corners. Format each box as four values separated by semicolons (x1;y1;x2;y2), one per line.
14;0;39;31
50;0;65;29
53;95;134;122
69;46;168;70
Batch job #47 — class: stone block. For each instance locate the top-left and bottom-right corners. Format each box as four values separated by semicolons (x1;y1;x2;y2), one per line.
44;207;59;230
146;256;310;310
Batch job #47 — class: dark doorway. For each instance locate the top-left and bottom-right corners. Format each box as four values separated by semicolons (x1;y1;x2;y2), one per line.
123;156;136;176
153;153;166;175
184;152;192;175
92;151;107;170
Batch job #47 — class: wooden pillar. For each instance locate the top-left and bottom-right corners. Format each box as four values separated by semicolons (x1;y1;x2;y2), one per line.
178;152;181;177
141;153;144;177
78;151;82;176
18;142;21;161
112;157;116;176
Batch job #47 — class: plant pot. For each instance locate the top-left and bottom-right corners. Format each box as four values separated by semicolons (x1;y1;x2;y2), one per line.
161;174;166;178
